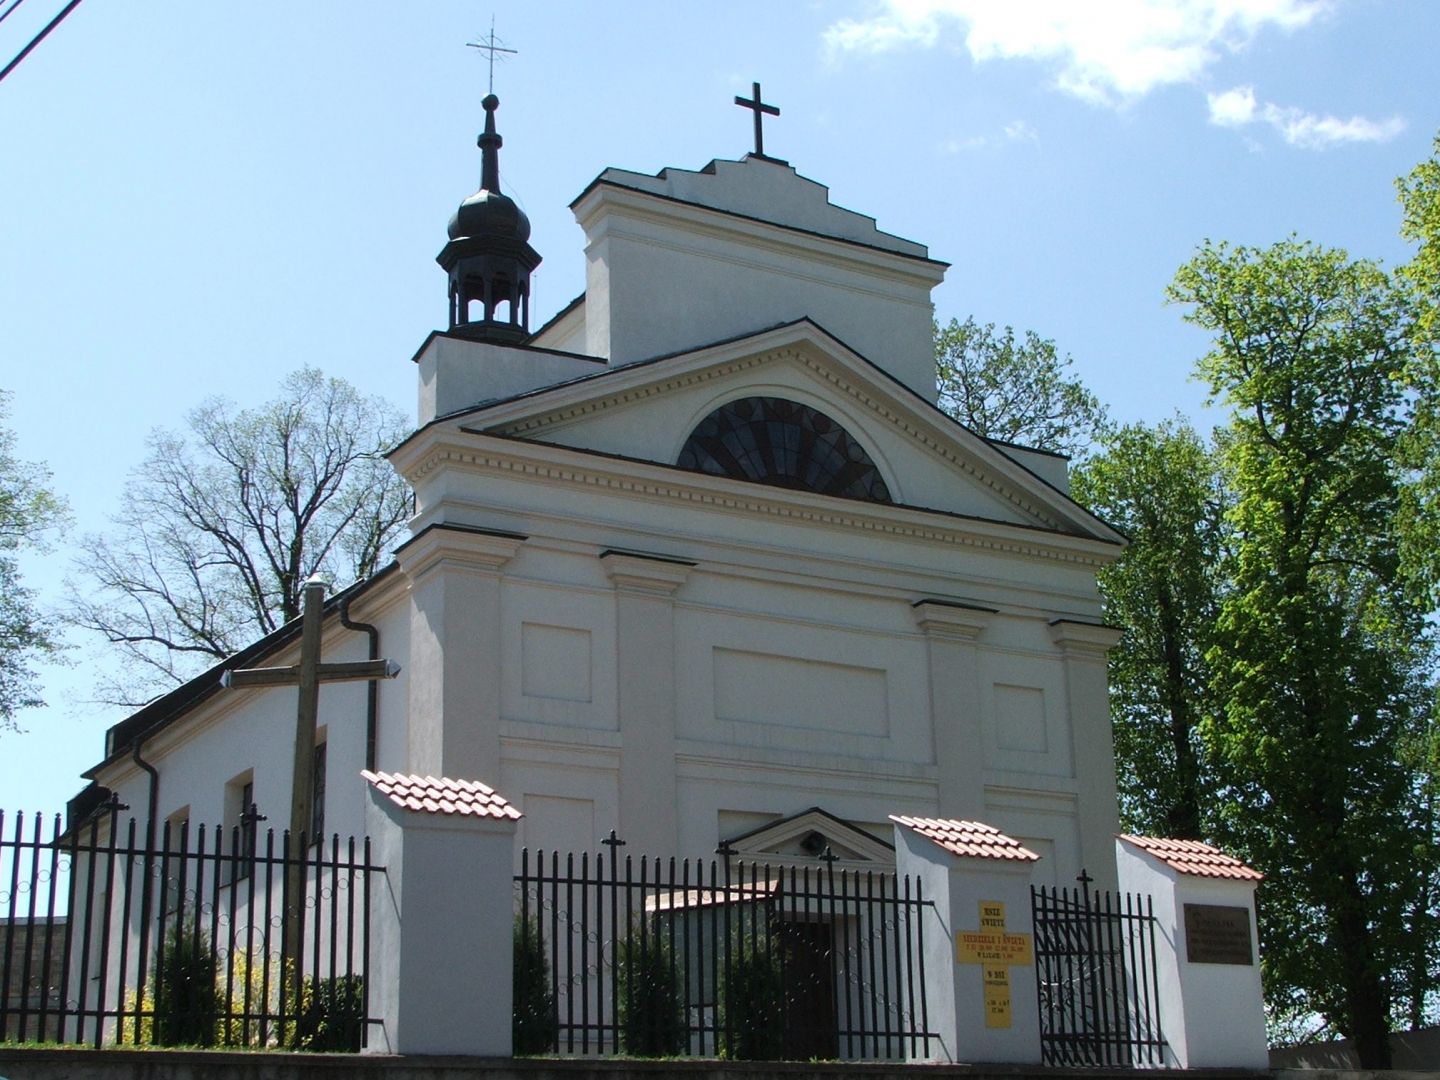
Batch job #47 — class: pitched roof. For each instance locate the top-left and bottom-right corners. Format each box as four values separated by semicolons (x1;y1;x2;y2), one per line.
1118;834;1263;881
890;816;1040;862
363;771;521;820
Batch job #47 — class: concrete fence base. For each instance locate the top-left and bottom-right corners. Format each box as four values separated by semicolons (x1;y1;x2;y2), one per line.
0;1048;1277;1080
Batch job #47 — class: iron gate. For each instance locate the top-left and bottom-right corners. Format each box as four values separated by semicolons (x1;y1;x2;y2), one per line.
1031;876;1166;1066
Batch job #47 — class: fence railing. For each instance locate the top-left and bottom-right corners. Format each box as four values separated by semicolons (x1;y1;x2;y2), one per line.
1031;879;1166;1067
0;807;382;1050
514;834;935;1061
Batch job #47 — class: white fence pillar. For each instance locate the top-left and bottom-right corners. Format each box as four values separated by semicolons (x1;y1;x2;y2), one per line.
363;770;520;1055
892;815;1042;1065
1115;834;1268;1069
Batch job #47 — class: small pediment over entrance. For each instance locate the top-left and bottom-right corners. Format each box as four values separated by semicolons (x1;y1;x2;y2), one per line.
722;807;895;871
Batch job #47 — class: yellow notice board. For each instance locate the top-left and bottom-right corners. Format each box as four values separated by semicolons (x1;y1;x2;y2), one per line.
955;901;1034;1029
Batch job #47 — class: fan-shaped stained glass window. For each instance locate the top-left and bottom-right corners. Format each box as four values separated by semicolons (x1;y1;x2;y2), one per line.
677;397;892;503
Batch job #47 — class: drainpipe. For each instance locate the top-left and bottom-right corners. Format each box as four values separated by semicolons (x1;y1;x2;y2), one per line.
131;729;161;993
131;731;160;840
339;594;382;771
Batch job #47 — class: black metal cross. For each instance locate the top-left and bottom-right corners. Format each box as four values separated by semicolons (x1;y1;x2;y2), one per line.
734;81;779;157
467;18;517;95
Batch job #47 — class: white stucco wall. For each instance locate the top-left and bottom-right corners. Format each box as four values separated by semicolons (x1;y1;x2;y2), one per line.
573;165;946;400
1115;840;1268;1069
90;586;411;848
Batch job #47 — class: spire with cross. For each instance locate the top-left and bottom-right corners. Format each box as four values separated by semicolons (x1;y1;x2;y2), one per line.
734;81;782;161
467;17;516;96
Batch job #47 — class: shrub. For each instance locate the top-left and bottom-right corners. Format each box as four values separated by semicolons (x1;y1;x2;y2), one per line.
616;920;686;1056
150;921;219;1046
512;916;556;1054
297;974;364;1052
717;928;783;1060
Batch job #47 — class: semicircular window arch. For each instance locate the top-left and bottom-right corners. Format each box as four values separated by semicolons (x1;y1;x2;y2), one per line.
676;396;892;503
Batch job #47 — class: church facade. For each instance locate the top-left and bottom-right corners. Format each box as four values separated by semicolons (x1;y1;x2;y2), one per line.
78;91;1127;891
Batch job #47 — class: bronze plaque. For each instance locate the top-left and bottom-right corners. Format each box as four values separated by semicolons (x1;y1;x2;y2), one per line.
1184;903;1253;965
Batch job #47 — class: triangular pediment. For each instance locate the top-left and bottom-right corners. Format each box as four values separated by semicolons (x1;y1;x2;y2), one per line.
724;807;896;870
441;320;1119;543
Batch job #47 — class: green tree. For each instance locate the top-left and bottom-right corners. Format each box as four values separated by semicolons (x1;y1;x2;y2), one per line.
68;368;409;704
0;391;67;731
1170;237;1432;1066
934;316;1107;457
1398;131;1440;343
1393;142;1440;1030
1397;133;1440;602
1072;419;1224;838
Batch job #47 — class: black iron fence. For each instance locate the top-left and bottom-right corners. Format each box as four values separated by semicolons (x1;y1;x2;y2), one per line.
514;835;935;1061
1031;877;1166;1066
0;807;382;1049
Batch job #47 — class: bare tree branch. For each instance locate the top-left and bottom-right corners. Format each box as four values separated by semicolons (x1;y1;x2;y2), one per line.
66;368;410;705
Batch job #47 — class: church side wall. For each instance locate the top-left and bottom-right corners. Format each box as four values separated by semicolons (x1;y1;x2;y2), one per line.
87;589;411;848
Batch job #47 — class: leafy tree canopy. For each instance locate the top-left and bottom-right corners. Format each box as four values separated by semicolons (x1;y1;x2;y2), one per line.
1170;237;1432;1065
69;368;410;706
1396;134;1440;604
0;391;68;731
1072;418;1223;839
934;316;1107;457
1399;131;1440;342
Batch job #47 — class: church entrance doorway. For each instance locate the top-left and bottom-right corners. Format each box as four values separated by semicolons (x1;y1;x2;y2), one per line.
778;918;838;1059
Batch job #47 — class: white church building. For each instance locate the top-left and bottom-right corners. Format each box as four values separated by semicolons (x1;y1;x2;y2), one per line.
75;88;1129;894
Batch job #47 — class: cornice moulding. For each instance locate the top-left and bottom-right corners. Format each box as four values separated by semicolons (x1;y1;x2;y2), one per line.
1048;619;1125;657
912;600;995;641
437;327;1114;542
403;432;1120;570
394;523;526;581
572;183;947;285
600;550;695;596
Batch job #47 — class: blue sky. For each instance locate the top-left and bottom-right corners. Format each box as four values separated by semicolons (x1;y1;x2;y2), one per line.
2;0;1437;816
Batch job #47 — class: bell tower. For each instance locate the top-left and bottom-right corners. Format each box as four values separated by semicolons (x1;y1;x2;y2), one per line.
437;94;541;344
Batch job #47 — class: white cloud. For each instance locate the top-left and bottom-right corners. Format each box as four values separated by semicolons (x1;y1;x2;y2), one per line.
1259;103;1406;148
1205;83;1405;148
1207;85;1257;126
940;134;990;153
940;119;1039;153
1004;119;1039;142
824;0;1329;105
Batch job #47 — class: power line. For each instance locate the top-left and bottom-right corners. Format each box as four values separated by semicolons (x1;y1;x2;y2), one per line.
0;0;29;29
0;0;84;86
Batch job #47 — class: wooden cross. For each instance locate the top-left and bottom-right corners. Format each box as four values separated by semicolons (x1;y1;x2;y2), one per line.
467;18;517;95
734;81;779;157
222;575;399;978
955;900;1034;1029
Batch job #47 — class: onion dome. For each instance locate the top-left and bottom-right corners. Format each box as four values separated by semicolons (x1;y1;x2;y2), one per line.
437;94;541;344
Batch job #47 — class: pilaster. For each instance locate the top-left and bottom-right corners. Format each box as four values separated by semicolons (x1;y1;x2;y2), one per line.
913;600;994;819
396;524;524;781
1048;619;1124;891
602;550;694;855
